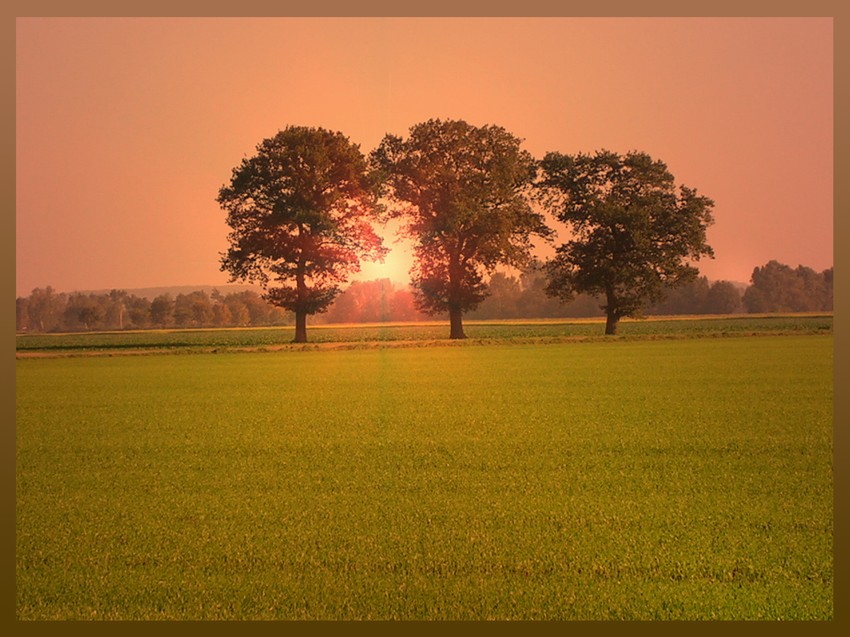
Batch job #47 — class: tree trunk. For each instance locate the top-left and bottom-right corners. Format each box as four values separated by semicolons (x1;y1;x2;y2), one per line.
604;283;620;335
294;244;308;343
605;310;619;335
447;246;467;340
449;306;466;339
294;310;307;343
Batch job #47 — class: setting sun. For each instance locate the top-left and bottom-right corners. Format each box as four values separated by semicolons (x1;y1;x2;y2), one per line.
356;222;414;284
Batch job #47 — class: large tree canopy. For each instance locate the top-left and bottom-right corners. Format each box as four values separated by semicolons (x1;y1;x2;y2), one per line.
538;150;714;334
217;126;386;342
371;119;551;338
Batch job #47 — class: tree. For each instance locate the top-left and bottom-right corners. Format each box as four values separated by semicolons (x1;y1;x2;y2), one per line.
212;302;233;327
238;291;274;326
321;279;399;323
125;295;152;329
16;297;30;332
389;286;428;322
217;126;387;342
704;281;742;315
173;293;194;327
322;283;359;323
174;291;214;328
26;286;66;332
351;279;393;322
63;293;105;331
794;265;832;311
105;289;128;330
821;267;834;311
223;293;252;327
468;272;522;320
742;261;832;313
647;276;710;315
371;119;551;338
514;260;597;318
538;150;715;334
150;294;174;328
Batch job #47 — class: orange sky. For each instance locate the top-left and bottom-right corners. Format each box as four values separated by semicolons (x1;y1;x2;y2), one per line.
15;17;833;295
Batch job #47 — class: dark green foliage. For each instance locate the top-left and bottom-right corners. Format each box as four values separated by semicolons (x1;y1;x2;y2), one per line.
538;150;715;334
371;119;552;338
217;126;386;342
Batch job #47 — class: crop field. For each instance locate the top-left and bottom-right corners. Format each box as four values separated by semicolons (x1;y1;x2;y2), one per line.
15;319;833;620
15;314;834;355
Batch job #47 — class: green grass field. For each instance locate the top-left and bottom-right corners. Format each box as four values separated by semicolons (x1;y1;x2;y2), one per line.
15;321;833;620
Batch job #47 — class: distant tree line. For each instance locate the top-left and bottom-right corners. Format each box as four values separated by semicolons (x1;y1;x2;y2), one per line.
15;288;290;333
15;259;831;333
319;279;429;324
14;283;433;333
469;260;831;319
467;267;742;320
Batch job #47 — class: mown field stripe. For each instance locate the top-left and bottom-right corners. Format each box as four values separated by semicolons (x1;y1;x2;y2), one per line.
14;314;834;357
